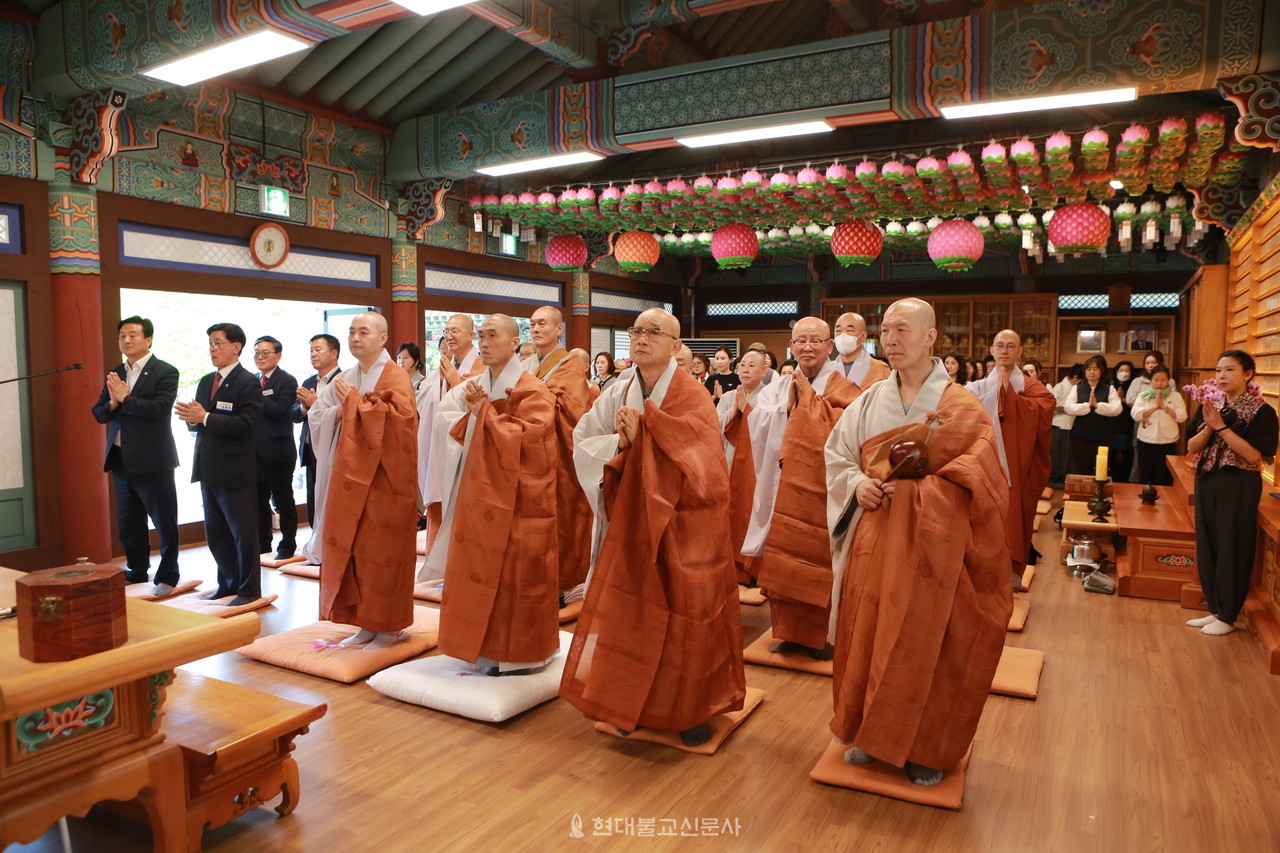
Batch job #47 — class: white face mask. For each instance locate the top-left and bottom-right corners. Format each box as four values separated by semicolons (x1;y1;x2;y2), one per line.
1116;370;1131;382
834;333;861;356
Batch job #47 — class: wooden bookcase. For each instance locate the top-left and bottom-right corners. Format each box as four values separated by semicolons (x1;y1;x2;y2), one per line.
1175;264;1229;391
819;294;1057;369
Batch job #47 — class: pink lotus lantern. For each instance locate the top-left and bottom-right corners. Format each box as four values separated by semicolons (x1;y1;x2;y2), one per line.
741;170;763;188
545;234;588;271
643;180;665;199
518;191;536;208
854;161;878;184
825;162;851;186
693;176;714;193
797;167;822;189
665;178;688;197
577;187;596;207
881;160;907;183
622;183;644;201
535;192;558;209
769;171;797;192
599;186;622;206
558;188;578;208
716;176;742;195
614;231;660;272
1009;138;1038;164
830;221;883;267
1046;203;1111;253
469;194;485;208
710;224;758;270
916;156;942;179
927;218;985;272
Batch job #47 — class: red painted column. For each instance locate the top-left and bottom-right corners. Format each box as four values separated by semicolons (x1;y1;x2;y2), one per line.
569;272;590;351
49;185;111;564
391;239;420;348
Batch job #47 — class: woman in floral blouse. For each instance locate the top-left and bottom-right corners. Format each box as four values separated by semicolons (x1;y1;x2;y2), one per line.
1184;350;1279;636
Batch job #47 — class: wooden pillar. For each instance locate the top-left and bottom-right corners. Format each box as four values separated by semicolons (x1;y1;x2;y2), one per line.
569;271;590;351
49;183;111;563
391;238;420;348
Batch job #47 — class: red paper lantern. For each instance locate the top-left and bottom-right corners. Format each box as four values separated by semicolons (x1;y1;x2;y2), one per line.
711;223;758;270
1046;203;1111;253
545;234;588;271
614;231;660;272
927;219;984;272
830;221;883;267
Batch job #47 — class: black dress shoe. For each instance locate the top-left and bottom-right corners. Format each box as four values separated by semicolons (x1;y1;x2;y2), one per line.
274;552;295;561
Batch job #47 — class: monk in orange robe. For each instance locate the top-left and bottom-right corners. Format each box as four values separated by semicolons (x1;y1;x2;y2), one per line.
746;315;888;659
428;314;560;673
563;308;745;747
717;349;768;585
965;329;1055;580
521;306;594;601
826;298;1011;785
316;311;418;648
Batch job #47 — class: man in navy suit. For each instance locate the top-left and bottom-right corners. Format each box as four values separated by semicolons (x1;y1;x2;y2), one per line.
252;336;299;560
91;316;181;597
291;333;341;529
175;323;263;606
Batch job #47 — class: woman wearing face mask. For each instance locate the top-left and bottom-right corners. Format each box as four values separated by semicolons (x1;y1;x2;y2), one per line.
1124;351;1165;478
704;346;741;401
1063;355;1122;475
943;352;968;384
1108;360;1138;482
1130;365;1186;485
1185;350;1278;636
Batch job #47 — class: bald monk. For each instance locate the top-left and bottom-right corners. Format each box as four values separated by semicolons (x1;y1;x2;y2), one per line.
717;350;768;586
426;314;560;674
313;312;418;648
562;308;745;747
965;330;1055;582
520;306;594;602
833;312;891;388
418;314;482;553
826;298;1011;785
744;317;872;660
676;344;693;373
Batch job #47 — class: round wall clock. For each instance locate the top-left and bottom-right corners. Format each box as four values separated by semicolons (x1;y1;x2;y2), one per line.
249;222;290;270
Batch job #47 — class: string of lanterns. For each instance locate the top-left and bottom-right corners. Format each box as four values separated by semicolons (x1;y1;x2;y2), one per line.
479;113;1236;274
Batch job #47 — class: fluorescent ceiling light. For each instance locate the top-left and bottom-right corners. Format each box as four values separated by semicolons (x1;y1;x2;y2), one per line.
1110;179;1125;190
940;87;1137;120
476;151;605;177
392;0;474;13
143;29;310;86
676;120;833;148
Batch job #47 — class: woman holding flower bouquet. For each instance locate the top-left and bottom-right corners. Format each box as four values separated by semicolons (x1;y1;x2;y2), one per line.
1130;365;1186;485
1184;351;1279;636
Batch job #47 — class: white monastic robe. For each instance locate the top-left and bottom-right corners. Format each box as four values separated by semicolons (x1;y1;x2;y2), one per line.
572;357;678;587
716;384;761;468
417;346;480;506
824;357;952;637
301;349;391;564
740;358;841;557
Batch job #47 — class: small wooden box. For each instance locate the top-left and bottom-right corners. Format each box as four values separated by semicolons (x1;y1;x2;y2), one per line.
15;565;128;662
1065;475;1112;502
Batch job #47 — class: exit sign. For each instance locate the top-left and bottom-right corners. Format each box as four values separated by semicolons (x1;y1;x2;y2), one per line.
259;185;289;217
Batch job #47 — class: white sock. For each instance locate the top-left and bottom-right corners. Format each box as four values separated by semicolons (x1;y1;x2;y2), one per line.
1186;614;1217;627
365;631;401;650
338;628;376;647
1202;620;1236;636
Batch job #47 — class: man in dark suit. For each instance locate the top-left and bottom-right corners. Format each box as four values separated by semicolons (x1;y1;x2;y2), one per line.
291;333;341;528
91;316;182;597
252;335;299;560
175;323;263;606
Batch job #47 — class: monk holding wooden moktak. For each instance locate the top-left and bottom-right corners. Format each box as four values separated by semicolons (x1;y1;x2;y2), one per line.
965;330;1055;584
825;297;1012;785
521;305;595;604
316;311;418;649
562;308;745;748
427;313;560;675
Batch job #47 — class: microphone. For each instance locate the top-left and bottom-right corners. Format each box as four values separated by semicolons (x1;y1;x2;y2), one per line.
0;364;86;385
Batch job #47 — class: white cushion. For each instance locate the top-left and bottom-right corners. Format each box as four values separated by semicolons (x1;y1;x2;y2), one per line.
366;631;573;722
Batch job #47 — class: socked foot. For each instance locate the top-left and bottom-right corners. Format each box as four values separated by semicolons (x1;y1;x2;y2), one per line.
906;762;944;786
366;631;402;650
809;644;834;662
151;583;175;598
200;590;227;601
615;727;632;737
680;723;712;747
843;747;876;765
228;596;258;607
769;640;809;655
1186;614;1217;627
1202;619;1236;636
338;628;377;647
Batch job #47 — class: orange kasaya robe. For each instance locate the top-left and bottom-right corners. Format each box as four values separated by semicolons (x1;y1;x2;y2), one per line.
723;401;758;585
560;369;745;732
535;349;595;591
320;361;418;633
832;384;1012;770
998;376;1055;573
439;371;560;665
756;369;862;649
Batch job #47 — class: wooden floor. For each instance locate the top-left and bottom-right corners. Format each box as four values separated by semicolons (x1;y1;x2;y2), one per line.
16;496;1280;852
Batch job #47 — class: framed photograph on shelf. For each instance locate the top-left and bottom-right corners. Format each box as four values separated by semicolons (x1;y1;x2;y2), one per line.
1127;324;1156;352
1077;327;1105;354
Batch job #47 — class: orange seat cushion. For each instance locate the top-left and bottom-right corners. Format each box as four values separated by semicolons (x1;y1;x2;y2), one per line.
1007;598;1030;632
1017;565;1035;592
236;606;441;683
809;740;971;809
593;687;765;755
124;579;200;601
159;594;278;618
279;562;321;580
743;633;833;676
261;554;306;569
414;581;444;603
558;599;583;623
990;646;1044;698
738;586;767;606
416;529;428;556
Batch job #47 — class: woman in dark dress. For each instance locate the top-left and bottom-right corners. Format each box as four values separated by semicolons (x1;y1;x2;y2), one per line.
1185;350;1279;636
1064;355;1122;475
704;346;741;402
1109;359;1137;482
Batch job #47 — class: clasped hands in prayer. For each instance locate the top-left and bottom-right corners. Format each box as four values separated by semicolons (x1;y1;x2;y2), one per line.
333;378;390;405
615;406;640;450
105;372;130;408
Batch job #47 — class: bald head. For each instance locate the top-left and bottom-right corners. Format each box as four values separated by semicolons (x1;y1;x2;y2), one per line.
443;313;475;359
629;308;681;376
449;314;475;333
834;311;869;362
478;312;520;371
737;349;767;390
348;310;389;368
791;316;832;379
880;298;937;374
676;345;693;373
834;312;867;336
530;305;565;356
567;347;591;378
991;328;1023;368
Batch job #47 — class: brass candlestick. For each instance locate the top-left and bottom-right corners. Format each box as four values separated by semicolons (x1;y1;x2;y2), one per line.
1087;478;1112;523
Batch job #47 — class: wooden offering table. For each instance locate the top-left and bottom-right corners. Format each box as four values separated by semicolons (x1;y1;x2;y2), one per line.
0;567;261;851
1111;484;1198;601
